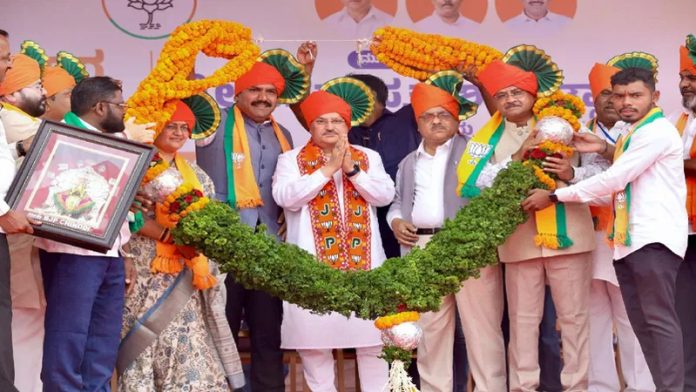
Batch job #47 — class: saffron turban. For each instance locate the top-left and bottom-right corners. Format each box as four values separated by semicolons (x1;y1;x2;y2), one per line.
300;90;351;127
411;83;460;120
43;66;76;98
588;63;620;101
168;100;196;133
234;62;285;96
478;60;538;97
680;45;696;75
0;54;41;96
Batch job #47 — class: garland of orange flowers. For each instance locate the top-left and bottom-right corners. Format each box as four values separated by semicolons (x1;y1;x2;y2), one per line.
374;311;420;330
160;184;210;228
371;26;502;81
142;153;169;184
125;20;260;131
532;91;586;131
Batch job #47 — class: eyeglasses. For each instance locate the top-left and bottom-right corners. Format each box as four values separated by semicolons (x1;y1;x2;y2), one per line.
493;89;527;102
314;118;346;127
419;111;455;123
100;101;128;110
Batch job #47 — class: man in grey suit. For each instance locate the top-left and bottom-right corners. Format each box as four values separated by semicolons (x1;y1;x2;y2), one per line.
195;43;316;391
387;81;507;391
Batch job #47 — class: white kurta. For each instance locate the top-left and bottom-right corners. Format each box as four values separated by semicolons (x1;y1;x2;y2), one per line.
272;145;395;349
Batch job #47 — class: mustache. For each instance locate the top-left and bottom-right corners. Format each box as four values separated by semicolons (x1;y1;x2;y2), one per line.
504;103;522;110
251;100;272;108
682;87;696;95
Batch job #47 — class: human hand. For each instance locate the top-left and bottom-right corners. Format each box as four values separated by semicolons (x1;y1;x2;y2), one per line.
124;257;136;295
0;210;40;234
123;117;156;144
521;189;553;212
296;41;318;75
391;218;419;247
572;131;606;154
543;156;574;181
512;129;539;161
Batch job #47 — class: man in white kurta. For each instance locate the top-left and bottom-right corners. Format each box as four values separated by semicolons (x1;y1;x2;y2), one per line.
323;0;393;38
272;90;393;391
504;0;571;32
671;38;696;391
414;0;478;37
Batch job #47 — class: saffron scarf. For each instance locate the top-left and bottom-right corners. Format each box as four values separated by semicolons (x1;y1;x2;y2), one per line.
151;154;216;290
608;107;664;246
675;112;696;226
297;141;372;271
457;113;571;249
223;105;291;208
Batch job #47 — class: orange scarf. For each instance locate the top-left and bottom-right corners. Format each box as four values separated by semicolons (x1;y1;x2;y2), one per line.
297;142;372;271
676;112;696;226
150;154;216;290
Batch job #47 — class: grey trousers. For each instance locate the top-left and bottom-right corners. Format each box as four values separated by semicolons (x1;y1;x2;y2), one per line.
0;233;17;392
614;243;684;392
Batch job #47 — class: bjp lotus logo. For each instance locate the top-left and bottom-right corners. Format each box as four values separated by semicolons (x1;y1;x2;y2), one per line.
102;0;197;39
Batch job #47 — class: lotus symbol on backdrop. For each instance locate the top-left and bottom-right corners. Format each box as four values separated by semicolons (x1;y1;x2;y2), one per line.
127;0;173;30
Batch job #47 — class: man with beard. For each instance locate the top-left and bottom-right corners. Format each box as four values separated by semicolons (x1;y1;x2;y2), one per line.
505;0;571;31
0;28;36;392
524;67;687;392
415;0;478;36
196;43;315;391
462;58;594;391
670;34;696;392
582;63;654;391
33;76;137;391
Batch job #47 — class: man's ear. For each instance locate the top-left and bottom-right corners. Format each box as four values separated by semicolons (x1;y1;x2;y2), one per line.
652;90;661;105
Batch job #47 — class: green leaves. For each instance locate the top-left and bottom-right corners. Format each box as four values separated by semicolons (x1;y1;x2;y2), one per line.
173;162;540;319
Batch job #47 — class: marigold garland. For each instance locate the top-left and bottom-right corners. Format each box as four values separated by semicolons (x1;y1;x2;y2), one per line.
532;91;586;131
142;153;169;184
125;20;260;131
161;184;210;228
374;312;420;330
371;26;502;81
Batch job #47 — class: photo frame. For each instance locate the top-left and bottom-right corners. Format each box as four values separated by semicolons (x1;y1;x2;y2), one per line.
5;120;154;253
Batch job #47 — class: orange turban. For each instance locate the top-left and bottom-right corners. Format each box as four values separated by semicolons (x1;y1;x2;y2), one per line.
478;60;538;97
588;63;620;101
43;66;76;97
0;54;41;96
168;100;195;133
234;62;285;96
680;45;696;75
300;90;351;127
411;83;460;120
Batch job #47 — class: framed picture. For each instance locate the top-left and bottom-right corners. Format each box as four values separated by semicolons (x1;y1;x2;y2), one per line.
5;120;154;253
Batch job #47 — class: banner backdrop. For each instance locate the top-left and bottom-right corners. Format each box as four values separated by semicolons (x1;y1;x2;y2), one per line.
3;0;694;154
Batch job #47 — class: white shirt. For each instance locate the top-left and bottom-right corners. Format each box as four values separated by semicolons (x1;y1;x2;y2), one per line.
271;144;394;349
34;116;131;257
323;6;393;38
668;110;696;159
414;13;478;37
571;122;620;185
505;10;571;31
386;140;451;229
555;117;688;260
0;118;16;217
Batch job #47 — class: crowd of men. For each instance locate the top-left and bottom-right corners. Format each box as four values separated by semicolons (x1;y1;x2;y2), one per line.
0;23;695;392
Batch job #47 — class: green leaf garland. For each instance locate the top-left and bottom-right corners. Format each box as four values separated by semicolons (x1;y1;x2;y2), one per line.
173;162;542;319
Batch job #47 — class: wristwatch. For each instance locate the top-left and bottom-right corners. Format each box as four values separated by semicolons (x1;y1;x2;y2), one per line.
346;163;361;178
549;191;559;203
16;140;26;157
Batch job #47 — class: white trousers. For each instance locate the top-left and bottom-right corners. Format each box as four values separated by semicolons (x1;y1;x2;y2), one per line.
297;345;388;392
588;279;655;392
